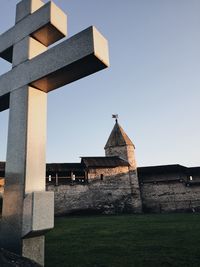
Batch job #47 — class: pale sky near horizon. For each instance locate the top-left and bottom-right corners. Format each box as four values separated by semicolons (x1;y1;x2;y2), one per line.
0;0;200;167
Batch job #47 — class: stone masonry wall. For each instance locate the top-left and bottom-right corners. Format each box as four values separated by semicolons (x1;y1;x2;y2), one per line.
141;181;200;213
105;146;129;162
3;170;200;215
47;168;142;215
87;166;129;180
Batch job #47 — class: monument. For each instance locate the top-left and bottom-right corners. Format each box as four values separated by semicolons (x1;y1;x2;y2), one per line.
0;0;109;265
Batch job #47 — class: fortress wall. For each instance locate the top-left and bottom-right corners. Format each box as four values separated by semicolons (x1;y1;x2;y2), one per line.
0;168;142;216
88;167;142;212
87;166;129;180
3;169;200;215
47;170;141;215
141;181;200;213
105;146;128;161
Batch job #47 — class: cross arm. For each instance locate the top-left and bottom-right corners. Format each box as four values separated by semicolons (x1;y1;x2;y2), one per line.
31;26;110;92
0;1;67;63
0;26;109;111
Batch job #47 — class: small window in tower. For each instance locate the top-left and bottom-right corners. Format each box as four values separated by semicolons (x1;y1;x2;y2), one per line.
189;176;193;181
100;174;104;181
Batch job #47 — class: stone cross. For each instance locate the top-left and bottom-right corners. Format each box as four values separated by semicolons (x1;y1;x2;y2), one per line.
0;0;109;266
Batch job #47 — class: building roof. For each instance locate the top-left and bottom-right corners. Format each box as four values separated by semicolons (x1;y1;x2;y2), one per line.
138;164;187;176
46;163;84;172
81;156;130;168
188;167;200;176
137;165;200;183
104;121;134;149
137;164;188;183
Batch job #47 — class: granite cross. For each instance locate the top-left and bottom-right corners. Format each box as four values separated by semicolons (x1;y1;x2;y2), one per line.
0;0;109;265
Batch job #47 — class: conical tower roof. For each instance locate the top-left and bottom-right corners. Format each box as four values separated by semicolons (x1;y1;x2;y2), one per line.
104;120;135;149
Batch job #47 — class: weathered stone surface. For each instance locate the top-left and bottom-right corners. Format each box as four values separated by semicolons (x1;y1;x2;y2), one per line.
47;168;142;215
16;0;44;23
22;192;54;237
0;26;109;111
0;248;41;267
13;37;47;67
22;237;44;266
0;86;47;260
141;181;200;213
0;1;67;62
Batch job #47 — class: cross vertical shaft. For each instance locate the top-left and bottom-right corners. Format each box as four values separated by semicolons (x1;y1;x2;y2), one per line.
2;86;48;263
1;1;51;266
0;0;109;265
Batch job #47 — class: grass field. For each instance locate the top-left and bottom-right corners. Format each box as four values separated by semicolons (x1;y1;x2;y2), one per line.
45;213;200;267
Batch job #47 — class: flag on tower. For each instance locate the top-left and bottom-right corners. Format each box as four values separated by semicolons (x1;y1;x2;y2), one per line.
112;114;118;122
112;114;118;119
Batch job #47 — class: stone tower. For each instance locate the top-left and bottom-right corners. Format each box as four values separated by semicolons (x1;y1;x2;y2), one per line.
104;119;137;170
105;119;143;213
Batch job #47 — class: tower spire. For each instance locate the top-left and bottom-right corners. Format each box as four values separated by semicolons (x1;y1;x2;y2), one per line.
104;117;136;169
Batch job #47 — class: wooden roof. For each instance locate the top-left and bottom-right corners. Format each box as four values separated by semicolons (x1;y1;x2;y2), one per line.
138;164;200;183
138;164;187;176
46;163;84;172
104;121;134;149
81;156;130;168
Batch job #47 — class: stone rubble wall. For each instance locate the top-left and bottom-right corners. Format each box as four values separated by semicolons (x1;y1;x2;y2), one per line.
2;170;200;215
141;181;200;213
47;169;142;215
87;167;142;213
105;146;129;163
87;166;129;179
105;146;137;170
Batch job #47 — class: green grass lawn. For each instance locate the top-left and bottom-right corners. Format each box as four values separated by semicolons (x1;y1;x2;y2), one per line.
45;213;200;267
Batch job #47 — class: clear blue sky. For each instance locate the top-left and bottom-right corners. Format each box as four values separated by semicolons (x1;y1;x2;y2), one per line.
0;0;200;167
